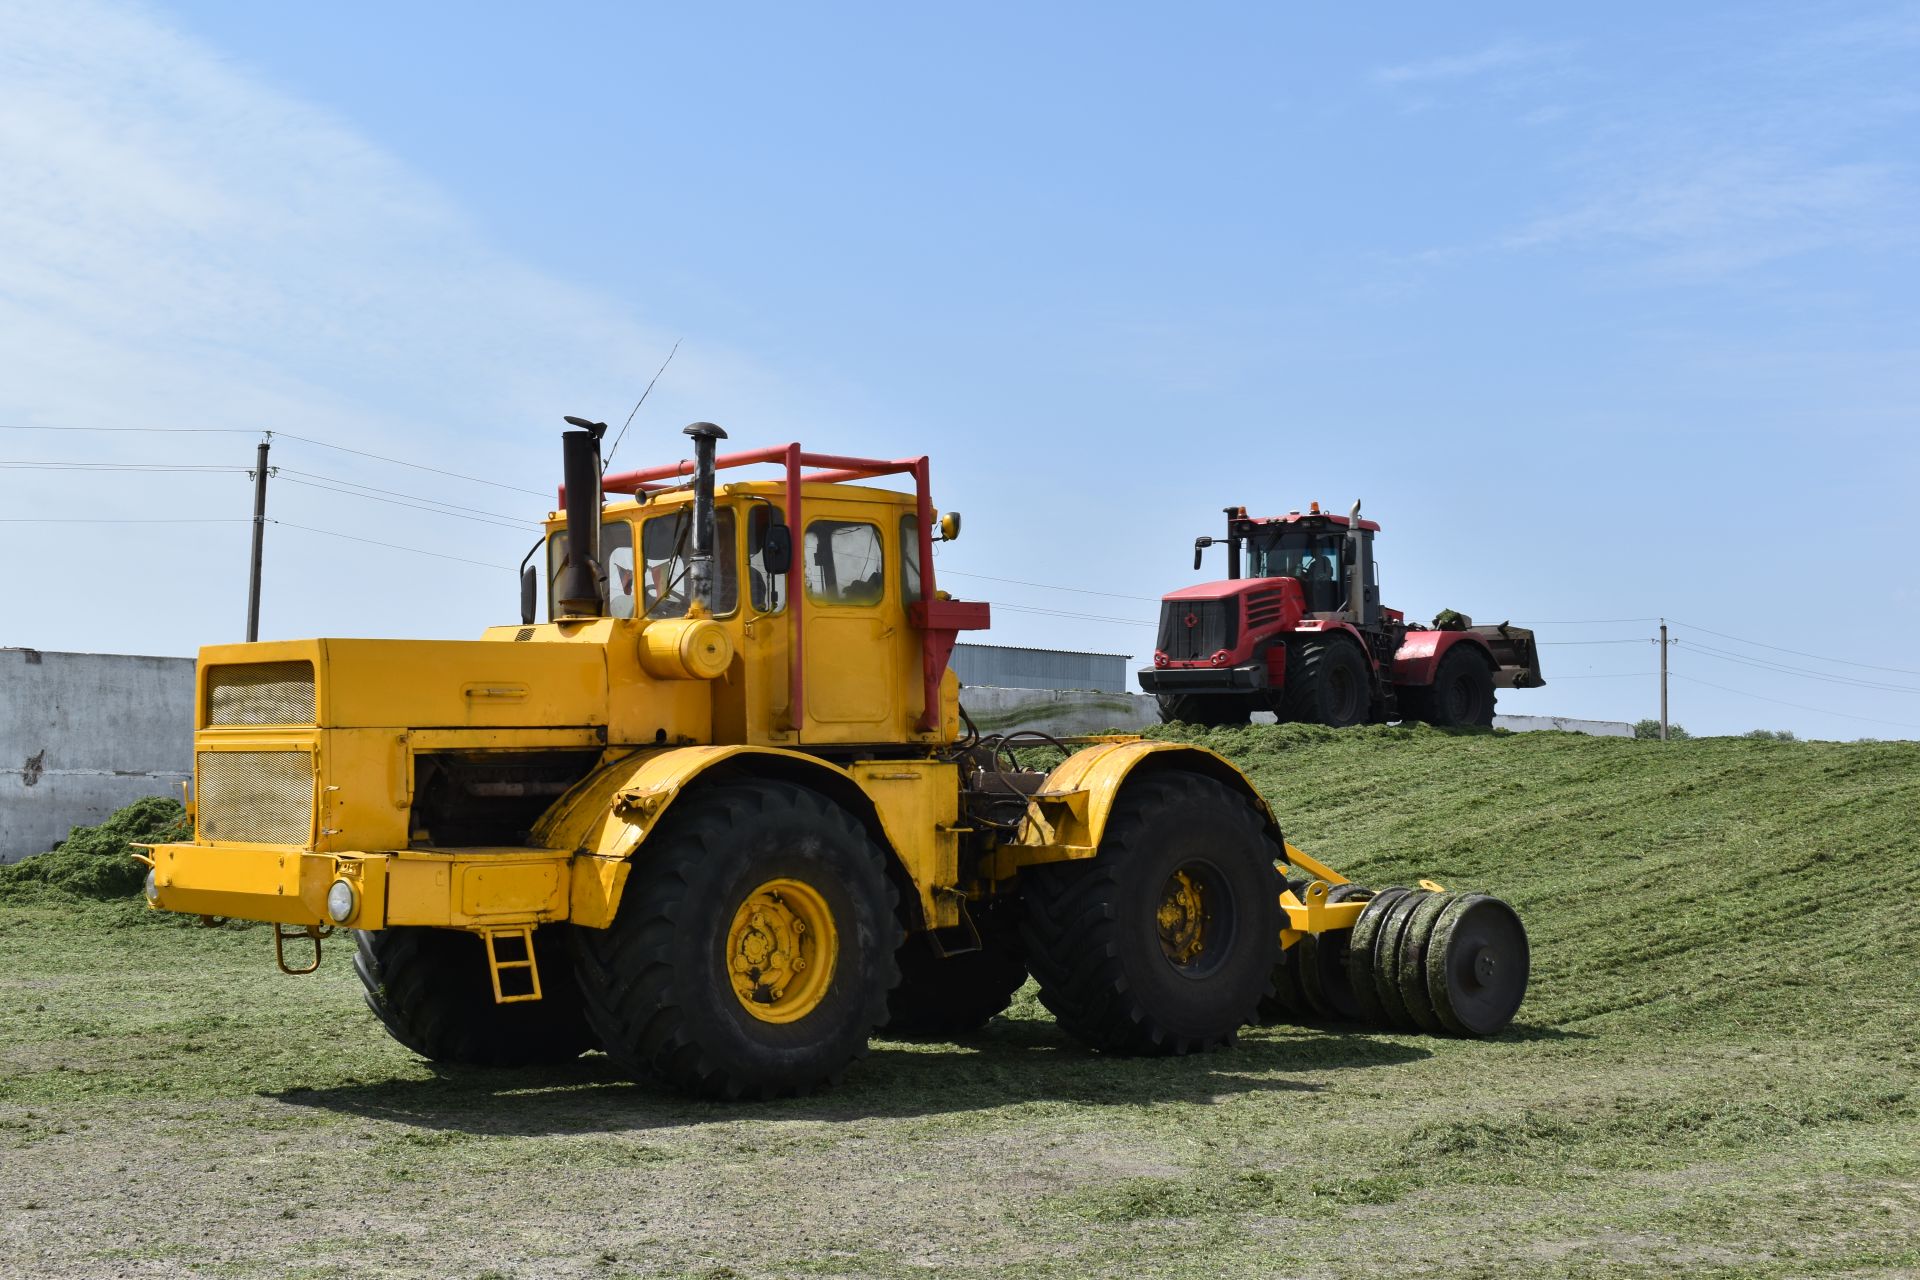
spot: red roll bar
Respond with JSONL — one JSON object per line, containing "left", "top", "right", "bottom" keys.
{"left": 591, "top": 445, "right": 986, "bottom": 733}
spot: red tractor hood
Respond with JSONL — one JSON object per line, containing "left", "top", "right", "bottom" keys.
{"left": 1154, "top": 578, "right": 1307, "bottom": 667}
{"left": 1162, "top": 579, "right": 1285, "bottom": 603}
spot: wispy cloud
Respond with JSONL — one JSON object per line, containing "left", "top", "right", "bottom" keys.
{"left": 0, "top": 0, "right": 803, "bottom": 650}
{"left": 1506, "top": 154, "right": 1911, "bottom": 275}
{"left": 1371, "top": 38, "right": 1568, "bottom": 87}
{"left": 1393, "top": 13, "right": 1920, "bottom": 282}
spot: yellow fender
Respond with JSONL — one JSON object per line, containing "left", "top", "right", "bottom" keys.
{"left": 993, "top": 739, "right": 1284, "bottom": 874}
{"left": 533, "top": 744, "right": 939, "bottom": 930}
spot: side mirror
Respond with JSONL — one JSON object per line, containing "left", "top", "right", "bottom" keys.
{"left": 761, "top": 521, "right": 793, "bottom": 575}
{"left": 938, "top": 511, "right": 962, "bottom": 542}
{"left": 1193, "top": 536, "right": 1215, "bottom": 572}
{"left": 520, "top": 563, "right": 538, "bottom": 625}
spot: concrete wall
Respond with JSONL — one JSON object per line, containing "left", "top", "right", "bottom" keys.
{"left": 1, "top": 647, "right": 194, "bottom": 862}
{"left": 1492, "top": 714, "right": 1634, "bottom": 738}
{"left": 951, "top": 644, "right": 1133, "bottom": 695}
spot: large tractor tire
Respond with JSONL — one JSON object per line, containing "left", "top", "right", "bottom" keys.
{"left": 1155, "top": 693, "right": 1250, "bottom": 728}
{"left": 353, "top": 925, "right": 594, "bottom": 1068}
{"left": 1283, "top": 636, "right": 1372, "bottom": 728}
{"left": 568, "top": 780, "right": 901, "bottom": 1099}
{"left": 883, "top": 906, "right": 1028, "bottom": 1036}
{"left": 1020, "top": 771, "right": 1284, "bottom": 1055}
{"left": 1411, "top": 645, "right": 1497, "bottom": 728}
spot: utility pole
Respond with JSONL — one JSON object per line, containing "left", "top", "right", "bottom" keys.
{"left": 1651, "top": 617, "right": 1666, "bottom": 740}
{"left": 246, "top": 433, "right": 272, "bottom": 642}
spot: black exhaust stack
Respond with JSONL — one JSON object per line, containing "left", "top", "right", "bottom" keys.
{"left": 557, "top": 416, "right": 607, "bottom": 617}
{"left": 683, "top": 421, "right": 728, "bottom": 614}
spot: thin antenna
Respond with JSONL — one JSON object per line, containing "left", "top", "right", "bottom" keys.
{"left": 603, "top": 338, "right": 681, "bottom": 469}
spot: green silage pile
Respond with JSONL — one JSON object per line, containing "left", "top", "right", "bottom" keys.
{"left": 0, "top": 795, "right": 188, "bottom": 902}
{"left": 1151, "top": 722, "right": 1920, "bottom": 1041}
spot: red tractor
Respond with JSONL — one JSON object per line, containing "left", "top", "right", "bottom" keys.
{"left": 1137, "top": 501, "right": 1544, "bottom": 728}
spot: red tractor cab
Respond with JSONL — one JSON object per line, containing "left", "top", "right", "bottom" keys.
{"left": 1137, "top": 501, "right": 1544, "bottom": 728}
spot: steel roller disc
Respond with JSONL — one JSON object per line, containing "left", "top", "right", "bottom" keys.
{"left": 1293, "top": 935, "right": 1334, "bottom": 1018}
{"left": 1394, "top": 891, "right": 1456, "bottom": 1033}
{"left": 1425, "top": 894, "right": 1530, "bottom": 1036}
{"left": 1344, "top": 886, "right": 1410, "bottom": 1026}
{"left": 1296, "top": 884, "right": 1369, "bottom": 1021}
{"left": 1371, "top": 889, "right": 1431, "bottom": 1031}
{"left": 1257, "top": 941, "right": 1308, "bottom": 1024}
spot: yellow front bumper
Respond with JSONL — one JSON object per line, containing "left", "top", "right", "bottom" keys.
{"left": 144, "top": 842, "right": 628, "bottom": 931}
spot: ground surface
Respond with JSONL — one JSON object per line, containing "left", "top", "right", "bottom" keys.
{"left": 3, "top": 726, "right": 1917, "bottom": 1279}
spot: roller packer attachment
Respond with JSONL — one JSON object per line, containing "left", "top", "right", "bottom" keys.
{"left": 1265, "top": 869, "right": 1530, "bottom": 1037}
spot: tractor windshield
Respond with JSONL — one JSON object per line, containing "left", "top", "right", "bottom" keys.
{"left": 1247, "top": 529, "right": 1343, "bottom": 582}
{"left": 1246, "top": 528, "right": 1346, "bottom": 613}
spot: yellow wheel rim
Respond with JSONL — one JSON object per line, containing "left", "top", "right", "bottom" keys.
{"left": 1156, "top": 868, "right": 1210, "bottom": 967}
{"left": 725, "top": 878, "right": 838, "bottom": 1023}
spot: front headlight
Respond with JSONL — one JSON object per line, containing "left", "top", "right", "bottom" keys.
{"left": 144, "top": 869, "right": 158, "bottom": 902}
{"left": 326, "top": 878, "right": 357, "bottom": 924}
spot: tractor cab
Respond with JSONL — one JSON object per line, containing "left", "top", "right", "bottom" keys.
{"left": 1198, "top": 502, "right": 1382, "bottom": 625}
{"left": 518, "top": 425, "right": 991, "bottom": 749}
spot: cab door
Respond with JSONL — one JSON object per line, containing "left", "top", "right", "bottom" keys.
{"left": 736, "top": 503, "right": 794, "bottom": 740}
{"left": 799, "top": 515, "right": 897, "bottom": 741}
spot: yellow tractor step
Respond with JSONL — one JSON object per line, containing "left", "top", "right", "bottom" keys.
{"left": 481, "top": 926, "right": 543, "bottom": 1004}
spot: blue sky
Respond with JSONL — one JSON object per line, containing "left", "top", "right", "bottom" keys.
{"left": 2, "top": 1, "right": 1916, "bottom": 737}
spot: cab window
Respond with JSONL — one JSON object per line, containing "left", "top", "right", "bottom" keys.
{"left": 747, "top": 504, "right": 789, "bottom": 613}
{"left": 1248, "top": 529, "right": 1345, "bottom": 613}
{"left": 547, "top": 519, "right": 636, "bottom": 620}
{"left": 805, "top": 520, "right": 884, "bottom": 606}
{"left": 900, "top": 514, "right": 922, "bottom": 605}
{"left": 639, "top": 508, "right": 739, "bottom": 618}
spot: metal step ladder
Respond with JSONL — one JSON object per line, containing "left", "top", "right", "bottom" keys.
{"left": 481, "top": 926, "right": 543, "bottom": 1003}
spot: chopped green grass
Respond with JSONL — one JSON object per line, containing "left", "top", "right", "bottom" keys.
{"left": 2, "top": 728, "right": 1916, "bottom": 1278}
{"left": 0, "top": 794, "right": 188, "bottom": 903}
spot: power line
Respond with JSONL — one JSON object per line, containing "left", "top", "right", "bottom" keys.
{"left": 0, "top": 460, "right": 246, "bottom": 472}
{"left": 270, "top": 520, "right": 514, "bottom": 572}
{"left": 276, "top": 474, "right": 536, "bottom": 532}
{"left": 989, "top": 601, "right": 1153, "bottom": 627}
{"left": 0, "top": 511, "right": 507, "bottom": 572}
{"left": 0, "top": 422, "right": 547, "bottom": 498}
{"left": 1677, "top": 639, "right": 1920, "bottom": 696}
{"left": 942, "top": 568, "right": 1160, "bottom": 603}
{"left": 1513, "top": 616, "right": 1662, "bottom": 625}
{"left": 277, "top": 468, "right": 535, "bottom": 525}
{"left": 1670, "top": 617, "right": 1920, "bottom": 678}
{"left": 272, "top": 432, "right": 547, "bottom": 498}
{"left": 1670, "top": 671, "right": 1920, "bottom": 733}
{"left": 0, "top": 424, "right": 255, "bottom": 435}
{"left": 1538, "top": 638, "right": 1651, "bottom": 646}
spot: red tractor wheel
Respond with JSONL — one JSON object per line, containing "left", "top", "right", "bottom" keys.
{"left": 1421, "top": 647, "right": 1496, "bottom": 728}
{"left": 1283, "top": 637, "right": 1372, "bottom": 728}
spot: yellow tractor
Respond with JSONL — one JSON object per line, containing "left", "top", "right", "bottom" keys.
{"left": 140, "top": 421, "right": 1529, "bottom": 1098}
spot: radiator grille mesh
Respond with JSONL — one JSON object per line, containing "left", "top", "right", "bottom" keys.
{"left": 1157, "top": 599, "right": 1236, "bottom": 661}
{"left": 207, "top": 662, "right": 315, "bottom": 726}
{"left": 196, "top": 751, "right": 314, "bottom": 845}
